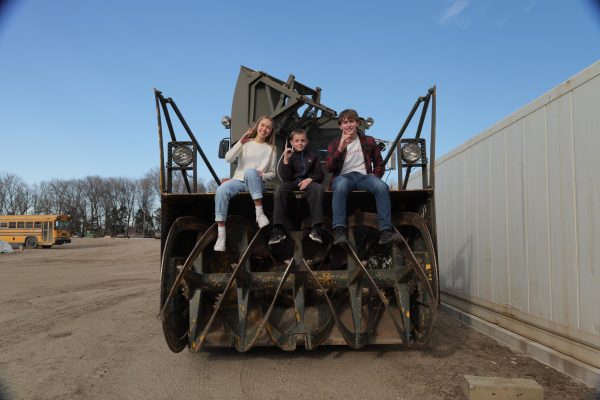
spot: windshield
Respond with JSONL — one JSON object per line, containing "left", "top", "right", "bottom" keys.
{"left": 55, "top": 220, "right": 71, "bottom": 230}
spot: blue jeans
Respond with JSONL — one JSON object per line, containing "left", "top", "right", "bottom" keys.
{"left": 215, "top": 169, "right": 264, "bottom": 222}
{"left": 331, "top": 172, "right": 392, "bottom": 231}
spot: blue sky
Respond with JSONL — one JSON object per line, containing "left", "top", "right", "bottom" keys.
{"left": 1, "top": 0, "right": 599, "bottom": 184}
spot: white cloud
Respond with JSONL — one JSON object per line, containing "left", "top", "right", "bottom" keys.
{"left": 440, "top": 0, "right": 470, "bottom": 24}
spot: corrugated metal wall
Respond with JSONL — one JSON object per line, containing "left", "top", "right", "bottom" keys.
{"left": 431, "top": 60, "right": 600, "bottom": 369}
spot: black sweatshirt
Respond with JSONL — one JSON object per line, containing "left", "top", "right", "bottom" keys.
{"left": 278, "top": 149, "right": 324, "bottom": 183}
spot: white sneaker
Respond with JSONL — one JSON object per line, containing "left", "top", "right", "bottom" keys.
{"left": 256, "top": 212, "right": 270, "bottom": 228}
{"left": 214, "top": 234, "right": 226, "bottom": 252}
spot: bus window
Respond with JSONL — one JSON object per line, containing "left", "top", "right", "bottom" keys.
{"left": 34, "top": 222, "right": 41, "bottom": 228}
{"left": 9, "top": 222, "right": 16, "bottom": 228}
{"left": 0, "top": 222, "right": 7, "bottom": 229}
{"left": 25, "top": 222, "right": 33, "bottom": 228}
{"left": 17, "top": 222, "right": 25, "bottom": 229}
{"left": 56, "top": 220, "right": 71, "bottom": 230}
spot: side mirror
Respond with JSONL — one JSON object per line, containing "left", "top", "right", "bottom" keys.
{"left": 218, "top": 138, "right": 230, "bottom": 159}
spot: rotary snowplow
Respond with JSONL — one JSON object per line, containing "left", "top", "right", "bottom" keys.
{"left": 155, "top": 66, "right": 439, "bottom": 352}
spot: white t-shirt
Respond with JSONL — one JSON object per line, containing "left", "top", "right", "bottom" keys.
{"left": 225, "top": 140, "right": 276, "bottom": 181}
{"left": 340, "top": 136, "right": 367, "bottom": 175}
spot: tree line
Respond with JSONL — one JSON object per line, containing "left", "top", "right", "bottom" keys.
{"left": 0, "top": 169, "right": 218, "bottom": 237}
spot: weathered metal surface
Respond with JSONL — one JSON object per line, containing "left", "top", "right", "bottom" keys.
{"left": 159, "top": 210, "right": 438, "bottom": 351}
{"left": 155, "top": 67, "right": 439, "bottom": 351}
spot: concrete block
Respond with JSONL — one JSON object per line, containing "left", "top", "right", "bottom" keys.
{"left": 464, "top": 375, "right": 543, "bottom": 400}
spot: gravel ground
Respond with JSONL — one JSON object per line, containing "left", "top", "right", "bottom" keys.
{"left": 0, "top": 238, "right": 597, "bottom": 400}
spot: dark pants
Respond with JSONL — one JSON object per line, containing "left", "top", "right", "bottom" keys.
{"left": 273, "top": 181, "right": 324, "bottom": 227}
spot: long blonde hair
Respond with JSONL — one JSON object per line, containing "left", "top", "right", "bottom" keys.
{"left": 247, "top": 115, "right": 276, "bottom": 145}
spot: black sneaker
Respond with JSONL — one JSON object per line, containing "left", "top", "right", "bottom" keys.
{"left": 268, "top": 225, "right": 286, "bottom": 245}
{"left": 378, "top": 229, "right": 401, "bottom": 245}
{"left": 309, "top": 226, "right": 323, "bottom": 244}
{"left": 333, "top": 226, "right": 348, "bottom": 245}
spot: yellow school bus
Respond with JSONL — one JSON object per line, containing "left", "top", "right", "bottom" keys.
{"left": 0, "top": 214, "right": 72, "bottom": 248}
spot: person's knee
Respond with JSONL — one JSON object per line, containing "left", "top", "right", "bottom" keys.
{"left": 372, "top": 178, "right": 389, "bottom": 194}
{"left": 332, "top": 177, "right": 352, "bottom": 194}
{"left": 306, "top": 182, "right": 323, "bottom": 193}
{"left": 216, "top": 183, "right": 237, "bottom": 200}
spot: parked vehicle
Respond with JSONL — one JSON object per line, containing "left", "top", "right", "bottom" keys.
{"left": 155, "top": 67, "right": 439, "bottom": 352}
{"left": 0, "top": 214, "right": 72, "bottom": 248}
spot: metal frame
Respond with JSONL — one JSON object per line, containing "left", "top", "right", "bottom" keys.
{"left": 382, "top": 86, "right": 436, "bottom": 190}
{"left": 159, "top": 211, "right": 438, "bottom": 351}
{"left": 154, "top": 89, "right": 221, "bottom": 193}
{"left": 155, "top": 69, "right": 440, "bottom": 352}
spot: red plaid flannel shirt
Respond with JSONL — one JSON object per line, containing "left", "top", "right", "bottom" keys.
{"left": 325, "top": 134, "right": 384, "bottom": 178}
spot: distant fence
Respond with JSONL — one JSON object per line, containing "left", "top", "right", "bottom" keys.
{"left": 416, "top": 60, "right": 600, "bottom": 380}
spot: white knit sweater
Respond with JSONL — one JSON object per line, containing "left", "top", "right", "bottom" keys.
{"left": 225, "top": 140, "right": 276, "bottom": 181}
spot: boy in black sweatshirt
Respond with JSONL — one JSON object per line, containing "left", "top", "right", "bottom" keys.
{"left": 269, "top": 128, "right": 324, "bottom": 245}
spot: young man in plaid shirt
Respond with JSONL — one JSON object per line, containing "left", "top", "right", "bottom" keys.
{"left": 325, "top": 109, "right": 400, "bottom": 245}
{"left": 269, "top": 128, "right": 325, "bottom": 245}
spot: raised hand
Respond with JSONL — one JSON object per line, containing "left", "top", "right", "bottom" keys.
{"left": 240, "top": 128, "right": 254, "bottom": 143}
{"left": 338, "top": 132, "right": 353, "bottom": 152}
{"left": 283, "top": 148, "right": 293, "bottom": 164}
{"left": 242, "top": 128, "right": 253, "bottom": 139}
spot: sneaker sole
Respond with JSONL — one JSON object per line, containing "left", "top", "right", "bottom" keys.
{"left": 268, "top": 235, "right": 286, "bottom": 245}
{"left": 309, "top": 235, "right": 323, "bottom": 244}
{"left": 378, "top": 236, "right": 401, "bottom": 245}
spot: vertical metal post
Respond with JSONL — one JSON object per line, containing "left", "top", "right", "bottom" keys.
{"left": 397, "top": 143, "right": 402, "bottom": 189}
{"left": 430, "top": 86, "right": 436, "bottom": 190}
{"left": 193, "top": 144, "right": 198, "bottom": 193}
{"left": 430, "top": 86, "right": 438, "bottom": 251}
{"left": 154, "top": 89, "right": 166, "bottom": 193}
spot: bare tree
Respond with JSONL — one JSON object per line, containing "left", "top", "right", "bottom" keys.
{"left": 146, "top": 167, "right": 161, "bottom": 195}
{"left": 0, "top": 169, "right": 219, "bottom": 236}
{"left": 206, "top": 179, "right": 219, "bottom": 193}
{"left": 112, "top": 177, "right": 137, "bottom": 236}
{"left": 81, "top": 176, "right": 104, "bottom": 236}
{"left": 133, "top": 171, "right": 160, "bottom": 236}
{"left": 49, "top": 179, "right": 71, "bottom": 214}
{"left": 31, "top": 182, "right": 53, "bottom": 214}
{"left": 65, "top": 179, "right": 89, "bottom": 235}
{"left": 0, "top": 172, "right": 9, "bottom": 213}
{"left": 1, "top": 173, "right": 31, "bottom": 214}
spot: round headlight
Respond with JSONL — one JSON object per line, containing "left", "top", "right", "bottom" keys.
{"left": 401, "top": 142, "right": 421, "bottom": 163}
{"left": 221, "top": 115, "right": 231, "bottom": 129}
{"left": 173, "top": 145, "right": 193, "bottom": 167}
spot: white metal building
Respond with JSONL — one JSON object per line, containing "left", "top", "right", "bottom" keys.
{"left": 425, "top": 60, "right": 600, "bottom": 387}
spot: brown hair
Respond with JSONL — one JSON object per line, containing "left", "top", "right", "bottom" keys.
{"left": 289, "top": 128, "right": 307, "bottom": 140}
{"left": 249, "top": 115, "right": 276, "bottom": 145}
{"left": 338, "top": 109, "right": 359, "bottom": 125}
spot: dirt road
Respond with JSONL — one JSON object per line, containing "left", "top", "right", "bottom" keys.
{"left": 0, "top": 238, "right": 596, "bottom": 400}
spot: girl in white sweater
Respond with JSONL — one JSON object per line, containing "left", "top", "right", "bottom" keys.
{"left": 214, "top": 116, "right": 276, "bottom": 251}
